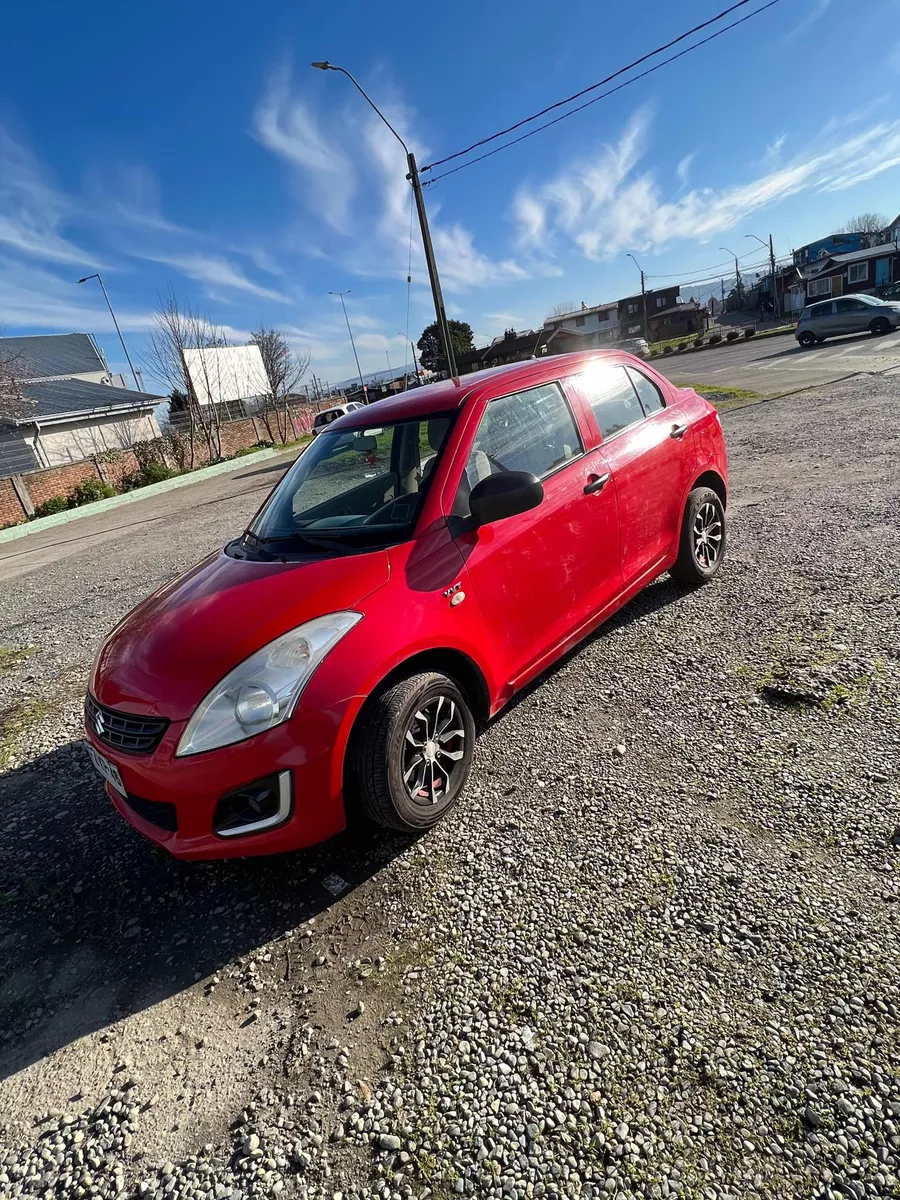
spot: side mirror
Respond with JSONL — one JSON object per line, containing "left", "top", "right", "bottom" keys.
{"left": 469, "top": 471, "right": 543, "bottom": 527}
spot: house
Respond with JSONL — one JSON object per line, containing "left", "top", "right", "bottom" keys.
{"left": 544, "top": 301, "right": 619, "bottom": 342}
{"left": 0, "top": 378, "right": 164, "bottom": 472}
{"left": 800, "top": 241, "right": 900, "bottom": 305}
{"left": 617, "top": 285, "right": 680, "bottom": 339}
{"left": 792, "top": 232, "right": 870, "bottom": 267}
{"left": 0, "top": 333, "right": 162, "bottom": 474}
{"left": 479, "top": 329, "right": 547, "bottom": 370}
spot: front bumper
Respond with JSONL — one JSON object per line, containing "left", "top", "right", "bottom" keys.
{"left": 85, "top": 699, "right": 358, "bottom": 860}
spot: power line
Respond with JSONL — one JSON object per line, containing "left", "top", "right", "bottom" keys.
{"left": 422, "top": 0, "right": 760, "bottom": 174}
{"left": 422, "top": 0, "right": 782, "bottom": 186}
{"left": 645, "top": 250, "right": 762, "bottom": 279}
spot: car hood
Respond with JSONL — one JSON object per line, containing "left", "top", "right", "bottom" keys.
{"left": 91, "top": 548, "right": 390, "bottom": 719}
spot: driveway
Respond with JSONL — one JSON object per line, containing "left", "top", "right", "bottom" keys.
{"left": 655, "top": 326, "right": 900, "bottom": 392}
{"left": 1, "top": 377, "right": 899, "bottom": 1200}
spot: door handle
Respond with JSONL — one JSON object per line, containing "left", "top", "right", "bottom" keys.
{"left": 669, "top": 421, "right": 688, "bottom": 439}
{"left": 584, "top": 472, "right": 611, "bottom": 495}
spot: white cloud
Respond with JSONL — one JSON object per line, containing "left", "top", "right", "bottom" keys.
{"left": 137, "top": 250, "right": 290, "bottom": 302}
{"left": 0, "top": 260, "right": 154, "bottom": 333}
{"left": 255, "top": 67, "right": 528, "bottom": 293}
{"left": 513, "top": 110, "right": 900, "bottom": 261}
{"left": 781, "top": 0, "right": 830, "bottom": 44}
{"left": 254, "top": 67, "right": 357, "bottom": 233}
{"left": 763, "top": 134, "right": 786, "bottom": 161}
{"left": 676, "top": 152, "right": 695, "bottom": 187}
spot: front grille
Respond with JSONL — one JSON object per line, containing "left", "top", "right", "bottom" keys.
{"left": 85, "top": 694, "right": 169, "bottom": 755}
{"left": 125, "top": 794, "right": 178, "bottom": 833}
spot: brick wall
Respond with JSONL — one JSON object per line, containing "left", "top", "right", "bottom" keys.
{"left": 0, "top": 404, "right": 316, "bottom": 530}
{"left": 25, "top": 461, "right": 101, "bottom": 509}
{"left": 0, "top": 479, "right": 25, "bottom": 529}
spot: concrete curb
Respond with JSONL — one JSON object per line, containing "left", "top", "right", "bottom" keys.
{"left": 0, "top": 445, "right": 294, "bottom": 545}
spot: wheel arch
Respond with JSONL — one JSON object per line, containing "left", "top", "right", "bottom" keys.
{"left": 367, "top": 647, "right": 492, "bottom": 729}
{"left": 691, "top": 469, "right": 727, "bottom": 509}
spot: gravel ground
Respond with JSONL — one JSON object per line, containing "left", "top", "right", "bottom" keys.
{"left": 1, "top": 376, "right": 899, "bottom": 1200}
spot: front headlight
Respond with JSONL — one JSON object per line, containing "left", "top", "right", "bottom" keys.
{"left": 176, "top": 612, "right": 362, "bottom": 756}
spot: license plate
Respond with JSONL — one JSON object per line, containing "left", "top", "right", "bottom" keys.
{"left": 86, "top": 742, "right": 125, "bottom": 794}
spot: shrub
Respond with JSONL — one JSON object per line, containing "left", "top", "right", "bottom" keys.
{"left": 744, "top": 327, "right": 756, "bottom": 338}
{"left": 663, "top": 344, "right": 674, "bottom": 354}
{"left": 708, "top": 332, "right": 722, "bottom": 344}
{"left": 726, "top": 330, "right": 740, "bottom": 342}
{"left": 137, "top": 461, "right": 175, "bottom": 484}
{"left": 33, "top": 495, "right": 69, "bottom": 518}
{"left": 68, "top": 478, "right": 117, "bottom": 507}
{"left": 649, "top": 348, "right": 660, "bottom": 357}
{"left": 693, "top": 337, "right": 704, "bottom": 348}
{"left": 676, "top": 342, "right": 687, "bottom": 352}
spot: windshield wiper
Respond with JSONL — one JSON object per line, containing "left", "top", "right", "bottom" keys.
{"left": 247, "top": 530, "right": 356, "bottom": 557}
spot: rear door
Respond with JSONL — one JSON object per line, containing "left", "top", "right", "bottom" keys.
{"left": 568, "top": 361, "right": 692, "bottom": 587}
{"left": 451, "top": 380, "right": 621, "bottom": 684}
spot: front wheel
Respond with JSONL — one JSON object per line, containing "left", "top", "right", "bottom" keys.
{"left": 348, "top": 671, "right": 476, "bottom": 833}
{"left": 797, "top": 330, "right": 816, "bottom": 348}
{"left": 870, "top": 317, "right": 891, "bottom": 336}
{"left": 671, "top": 487, "right": 726, "bottom": 586}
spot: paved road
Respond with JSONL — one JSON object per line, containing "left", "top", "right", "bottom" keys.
{"left": 655, "top": 326, "right": 900, "bottom": 393}
{"left": 0, "top": 448, "right": 297, "bottom": 584}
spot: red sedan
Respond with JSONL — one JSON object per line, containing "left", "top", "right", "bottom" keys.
{"left": 85, "top": 352, "right": 727, "bottom": 859}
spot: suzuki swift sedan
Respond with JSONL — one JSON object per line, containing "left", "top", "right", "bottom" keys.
{"left": 86, "top": 352, "right": 727, "bottom": 860}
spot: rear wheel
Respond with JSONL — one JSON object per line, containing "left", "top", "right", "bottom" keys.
{"left": 870, "top": 317, "right": 891, "bottom": 336}
{"left": 348, "top": 672, "right": 475, "bottom": 833}
{"left": 671, "top": 487, "right": 726, "bottom": 586}
{"left": 797, "top": 330, "right": 816, "bottom": 348}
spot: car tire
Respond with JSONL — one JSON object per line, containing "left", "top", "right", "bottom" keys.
{"left": 797, "top": 331, "right": 816, "bottom": 348}
{"left": 349, "top": 671, "right": 476, "bottom": 833}
{"left": 671, "top": 487, "right": 726, "bottom": 586}
{"left": 870, "top": 317, "right": 891, "bottom": 336}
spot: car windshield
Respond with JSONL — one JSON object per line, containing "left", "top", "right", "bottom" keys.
{"left": 247, "top": 413, "right": 455, "bottom": 551}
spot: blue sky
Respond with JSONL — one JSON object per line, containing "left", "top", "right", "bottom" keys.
{"left": 2, "top": 0, "right": 900, "bottom": 390}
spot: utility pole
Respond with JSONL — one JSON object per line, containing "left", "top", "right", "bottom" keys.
{"left": 720, "top": 247, "right": 742, "bottom": 311}
{"left": 329, "top": 290, "right": 367, "bottom": 401}
{"left": 312, "top": 62, "right": 458, "bottom": 378}
{"left": 76, "top": 273, "right": 141, "bottom": 390}
{"left": 626, "top": 253, "right": 648, "bottom": 341}
{"left": 746, "top": 232, "right": 780, "bottom": 321}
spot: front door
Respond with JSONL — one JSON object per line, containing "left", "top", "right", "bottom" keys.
{"left": 567, "top": 362, "right": 692, "bottom": 586}
{"left": 451, "top": 380, "right": 621, "bottom": 685}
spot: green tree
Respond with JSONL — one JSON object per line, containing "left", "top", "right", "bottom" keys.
{"left": 417, "top": 320, "right": 474, "bottom": 373}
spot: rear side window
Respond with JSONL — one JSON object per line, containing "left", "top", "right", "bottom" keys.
{"left": 625, "top": 366, "right": 665, "bottom": 414}
{"left": 453, "top": 382, "right": 582, "bottom": 516}
{"left": 576, "top": 364, "right": 644, "bottom": 439}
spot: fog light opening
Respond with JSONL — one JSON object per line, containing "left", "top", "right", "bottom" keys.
{"left": 214, "top": 771, "right": 292, "bottom": 837}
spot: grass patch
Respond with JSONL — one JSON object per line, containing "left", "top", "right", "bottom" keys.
{"left": 0, "top": 698, "right": 56, "bottom": 769}
{"left": 678, "top": 382, "right": 763, "bottom": 400}
{"left": 0, "top": 645, "right": 36, "bottom": 673}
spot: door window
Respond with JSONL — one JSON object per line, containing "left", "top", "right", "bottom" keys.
{"left": 834, "top": 298, "right": 868, "bottom": 312}
{"left": 454, "top": 382, "right": 582, "bottom": 515}
{"left": 625, "top": 366, "right": 666, "bottom": 414}
{"left": 575, "top": 364, "right": 645, "bottom": 439}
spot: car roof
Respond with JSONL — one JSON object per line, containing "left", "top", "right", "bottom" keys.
{"left": 328, "top": 351, "right": 637, "bottom": 431}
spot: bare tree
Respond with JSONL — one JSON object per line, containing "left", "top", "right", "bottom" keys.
{"left": 545, "top": 301, "right": 578, "bottom": 321}
{"left": 839, "top": 213, "right": 889, "bottom": 241}
{"left": 250, "top": 325, "right": 311, "bottom": 443}
{"left": 143, "top": 293, "right": 234, "bottom": 466}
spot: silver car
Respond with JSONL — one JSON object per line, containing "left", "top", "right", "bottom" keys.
{"left": 796, "top": 293, "right": 900, "bottom": 347}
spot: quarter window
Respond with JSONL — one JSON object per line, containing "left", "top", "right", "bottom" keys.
{"left": 454, "top": 383, "right": 582, "bottom": 516}
{"left": 626, "top": 366, "right": 665, "bottom": 414}
{"left": 576, "top": 365, "right": 645, "bottom": 440}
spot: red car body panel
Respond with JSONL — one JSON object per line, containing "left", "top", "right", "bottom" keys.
{"left": 86, "top": 351, "right": 727, "bottom": 859}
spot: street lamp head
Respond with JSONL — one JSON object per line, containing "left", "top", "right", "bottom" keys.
{"left": 76, "top": 275, "right": 98, "bottom": 284}
{"left": 311, "top": 61, "right": 334, "bottom": 71}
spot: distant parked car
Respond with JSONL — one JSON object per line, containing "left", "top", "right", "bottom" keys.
{"left": 795, "top": 294, "right": 900, "bottom": 347}
{"left": 618, "top": 337, "right": 649, "bottom": 357}
{"left": 876, "top": 280, "right": 900, "bottom": 303}
{"left": 312, "top": 401, "right": 366, "bottom": 434}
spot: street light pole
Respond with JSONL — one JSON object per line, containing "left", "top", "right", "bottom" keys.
{"left": 76, "top": 273, "right": 140, "bottom": 390}
{"left": 626, "top": 253, "right": 648, "bottom": 341}
{"left": 398, "top": 332, "right": 423, "bottom": 389}
{"left": 329, "top": 290, "right": 366, "bottom": 400}
{"left": 745, "top": 233, "right": 780, "bottom": 320}
{"left": 312, "top": 61, "right": 458, "bottom": 378}
{"left": 720, "top": 247, "right": 743, "bottom": 311}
